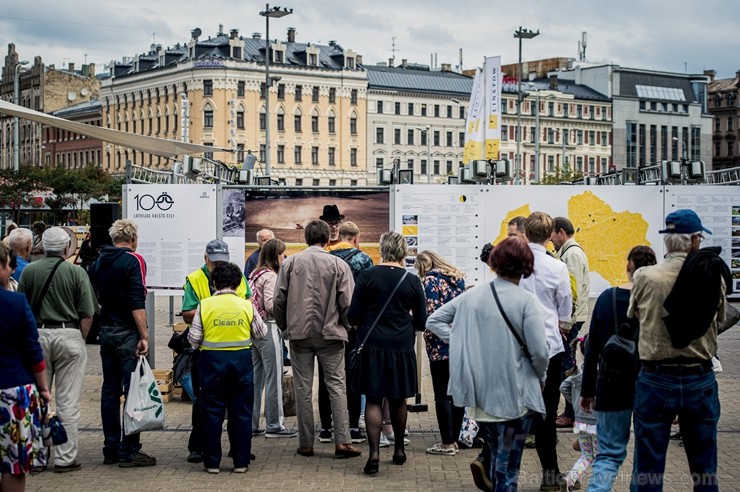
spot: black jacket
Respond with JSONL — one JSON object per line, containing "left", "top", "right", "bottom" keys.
{"left": 88, "top": 245, "right": 147, "bottom": 329}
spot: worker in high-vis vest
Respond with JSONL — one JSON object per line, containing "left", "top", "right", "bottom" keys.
{"left": 181, "top": 239, "right": 251, "bottom": 465}
{"left": 189, "top": 262, "right": 266, "bottom": 474}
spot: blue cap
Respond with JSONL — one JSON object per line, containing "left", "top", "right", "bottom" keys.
{"left": 658, "top": 209, "right": 712, "bottom": 235}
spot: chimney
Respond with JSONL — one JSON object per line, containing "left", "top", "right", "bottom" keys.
{"left": 230, "top": 29, "right": 239, "bottom": 40}
{"left": 218, "top": 24, "right": 224, "bottom": 36}
{"left": 252, "top": 32, "right": 262, "bottom": 40}
{"left": 549, "top": 74, "right": 558, "bottom": 90}
{"left": 441, "top": 63, "right": 452, "bottom": 72}
{"left": 401, "top": 58, "right": 408, "bottom": 68}
{"left": 287, "top": 27, "right": 296, "bottom": 43}
{"left": 703, "top": 69, "right": 716, "bottom": 82}
{"left": 389, "top": 58, "right": 394, "bottom": 67}
{"left": 68, "top": 62, "right": 75, "bottom": 72}
{"left": 89, "top": 63, "right": 95, "bottom": 77}
{"left": 356, "top": 54, "right": 363, "bottom": 65}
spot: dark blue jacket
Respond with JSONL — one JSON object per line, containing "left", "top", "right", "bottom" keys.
{"left": 89, "top": 245, "right": 147, "bottom": 329}
{"left": 0, "top": 289, "right": 44, "bottom": 388}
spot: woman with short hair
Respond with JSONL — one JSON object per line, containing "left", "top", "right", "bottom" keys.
{"left": 348, "top": 231, "right": 427, "bottom": 475}
{"left": 427, "top": 237, "right": 549, "bottom": 491}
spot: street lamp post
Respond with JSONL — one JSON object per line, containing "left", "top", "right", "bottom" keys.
{"left": 673, "top": 136, "right": 688, "bottom": 183}
{"left": 417, "top": 126, "right": 432, "bottom": 183}
{"left": 260, "top": 3, "right": 293, "bottom": 178}
{"left": 513, "top": 27, "right": 539, "bottom": 185}
{"left": 13, "top": 60, "right": 29, "bottom": 171}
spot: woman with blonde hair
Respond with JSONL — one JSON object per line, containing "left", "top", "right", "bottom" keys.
{"left": 415, "top": 251, "right": 466, "bottom": 456}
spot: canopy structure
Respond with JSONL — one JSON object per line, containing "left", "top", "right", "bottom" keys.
{"left": 0, "top": 99, "right": 230, "bottom": 158}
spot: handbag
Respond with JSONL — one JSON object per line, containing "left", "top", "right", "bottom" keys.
{"left": 41, "top": 403, "right": 68, "bottom": 446}
{"left": 490, "top": 281, "right": 532, "bottom": 361}
{"left": 346, "top": 270, "right": 409, "bottom": 394}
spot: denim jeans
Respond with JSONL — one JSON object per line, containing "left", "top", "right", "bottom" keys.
{"left": 631, "top": 369, "right": 720, "bottom": 492}
{"left": 179, "top": 373, "right": 195, "bottom": 401}
{"left": 589, "top": 410, "right": 632, "bottom": 492}
{"left": 99, "top": 325, "right": 141, "bottom": 461}
{"left": 478, "top": 414, "right": 534, "bottom": 491}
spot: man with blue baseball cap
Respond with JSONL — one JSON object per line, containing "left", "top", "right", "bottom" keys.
{"left": 628, "top": 209, "right": 725, "bottom": 491}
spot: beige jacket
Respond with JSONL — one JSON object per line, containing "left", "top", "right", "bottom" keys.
{"left": 273, "top": 245, "right": 355, "bottom": 341}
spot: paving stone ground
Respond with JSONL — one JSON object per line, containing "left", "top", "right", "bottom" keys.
{"left": 25, "top": 301, "right": 740, "bottom": 491}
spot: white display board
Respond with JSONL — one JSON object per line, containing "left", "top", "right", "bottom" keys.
{"left": 125, "top": 184, "right": 218, "bottom": 290}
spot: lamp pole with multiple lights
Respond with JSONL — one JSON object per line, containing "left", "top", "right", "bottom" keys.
{"left": 260, "top": 3, "right": 293, "bottom": 178}
{"left": 13, "top": 60, "right": 29, "bottom": 171}
{"left": 513, "top": 26, "right": 539, "bottom": 185}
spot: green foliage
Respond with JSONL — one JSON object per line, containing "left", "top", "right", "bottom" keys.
{"left": 537, "top": 166, "right": 584, "bottom": 185}
{"left": 0, "top": 166, "right": 47, "bottom": 211}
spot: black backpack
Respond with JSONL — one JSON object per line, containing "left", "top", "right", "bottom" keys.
{"left": 599, "top": 288, "right": 639, "bottom": 384}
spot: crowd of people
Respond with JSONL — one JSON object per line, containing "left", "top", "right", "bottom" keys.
{"left": 0, "top": 205, "right": 732, "bottom": 491}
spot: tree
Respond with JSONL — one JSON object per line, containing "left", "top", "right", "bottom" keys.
{"left": 41, "top": 165, "right": 123, "bottom": 224}
{"left": 537, "top": 166, "right": 584, "bottom": 185}
{"left": 0, "top": 167, "right": 47, "bottom": 222}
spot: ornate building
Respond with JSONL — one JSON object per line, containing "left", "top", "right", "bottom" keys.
{"left": 100, "top": 27, "right": 367, "bottom": 185}
{"left": 708, "top": 70, "right": 740, "bottom": 170}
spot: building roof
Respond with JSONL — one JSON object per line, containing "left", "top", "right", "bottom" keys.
{"left": 366, "top": 65, "right": 472, "bottom": 96}
{"left": 518, "top": 78, "right": 610, "bottom": 102}
{"left": 709, "top": 74, "right": 740, "bottom": 93}
{"left": 617, "top": 70, "right": 696, "bottom": 101}
{"left": 51, "top": 99, "right": 101, "bottom": 118}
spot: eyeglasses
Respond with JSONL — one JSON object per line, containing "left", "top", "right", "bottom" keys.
{"left": 695, "top": 234, "right": 705, "bottom": 243}
{"left": 327, "top": 221, "right": 341, "bottom": 227}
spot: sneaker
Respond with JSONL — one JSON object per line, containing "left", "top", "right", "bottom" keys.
{"left": 426, "top": 443, "right": 458, "bottom": 455}
{"left": 206, "top": 468, "right": 219, "bottom": 474}
{"left": 233, "top": 467, "right": 247, "bottom": 473}
{"left": 253, "top": 428, "right": 266, "bottom": 436}
{"left": 524, "top": 434, "right": 536, "bottom": 449}
{"left": 379, "top": 433, "right": 390, "bottom": 448}
{"left": 350, "top": 428, "right": 366, "bottom": 443}
{"left": 119, "top": 451, "right": 157, "bottom": 468}
{"left": 318, "top": 429, "right": 333, "bottom": 443}
{"left": 358, "top": 415, "right": 366, "bottom": 430}
{"left": 265, "top": 427, "right": 298, "bottom": 438}
{"left": 383, "top": 432, "right": 410, "bottom": 445}
{"left": 103, "top": 457, "right": 118, "bottom": 465}
{"left": 470, "top": 455, "right": 493, "bottom": 491}
{"left": 187, "top": 451, "right": 203, "bottom": 463}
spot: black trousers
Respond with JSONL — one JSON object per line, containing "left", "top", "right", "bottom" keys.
{"left": 534, "top": 352, "right": 563, "bottom": 481}
{"left": 429, "top": 359, "right": 465, "bottom": 445}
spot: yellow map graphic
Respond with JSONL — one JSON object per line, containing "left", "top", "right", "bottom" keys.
{"left": 494, "top": 191, "right": 650, "bottom": 286}
{"left": 569, "top": 191, "right": 650, "bottom": 286}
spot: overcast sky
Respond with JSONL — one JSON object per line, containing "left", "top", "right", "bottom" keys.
{"left": 2, "top": 0, "right": 738, "bottom": 80}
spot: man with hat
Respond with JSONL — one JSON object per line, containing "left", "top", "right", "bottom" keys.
{"left": 19, "top": 227, "right": 96, "bottom": 473}
{"left": 319, "top": 204, "right": 345, "bottom": 248}
{"left": 629, "top": 209, "right": 725, "bottom": 491}
{"left": 181, "top": 239, "right": 251, "bottom": 464}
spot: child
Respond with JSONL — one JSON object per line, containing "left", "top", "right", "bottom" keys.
{"left": 559, "top": 337, "right": 597, "bottom": 492}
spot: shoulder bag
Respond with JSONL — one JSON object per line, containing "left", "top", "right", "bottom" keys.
{"left": 30, "top": 258, "right": 65, "bottom": 322}
{"left": 490, "top": 281, "right": 532, "bottom": 362}
{"left": 346, "top": 270, "right": 408, "bottom": 394}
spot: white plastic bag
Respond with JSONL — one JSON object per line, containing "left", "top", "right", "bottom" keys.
{"left": 124, "top": 356, "right": 165, "bottom": 435}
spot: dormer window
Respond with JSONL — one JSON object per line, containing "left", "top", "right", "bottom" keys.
{"left": 346, "top": 57, "right": 355, "bottom": 69}
{"left": 275, "top": 50, "right": 284, "bottom": 63}
{"left": 272, "top": 43, "right": 286, "bottom": 64}
{"left": 306, "top": 45, "right": 320, "bottom": 67}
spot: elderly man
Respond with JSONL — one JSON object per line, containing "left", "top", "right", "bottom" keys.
{"left": 18, "top": 227, "right": 96, "bottom": 473}
{"left": 551, "top": 216, "right": 590, "bottom": 428}
{"left": 629, "top": 209, "right": 725, "bottom": 491}
{"left": 88, "top": 219, "right": 156, "bottom": 468}
{"left": 519, "top": 211, "right": 573, "bottom": 491}
{"left": 274, "top": 220, "right": 361, "bottom": 459}
{"left": 244, "top": 229, "right": 275, "bottom": 278}
{"left": 7, "top": 227, "right": 32, "bottom": 281}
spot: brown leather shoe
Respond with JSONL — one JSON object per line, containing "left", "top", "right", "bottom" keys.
{"left": 296, "top": 447, "right": 314, "bottom": 457}
{"left": 555, "top": 414, "right": 574, "bottom": 428}
{"left": 335, "top": 443, "right": 362, "bottom": 459}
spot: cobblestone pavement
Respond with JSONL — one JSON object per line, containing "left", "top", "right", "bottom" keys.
{"left": 25, "top": 302, "right": 740, "bottom": 491}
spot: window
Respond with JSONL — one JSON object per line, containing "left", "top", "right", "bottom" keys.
{"left": 277, "top": 145, "right": 285, "bottom": 163}
{"left": 589, "top": 130, "right": 595, "bottom": 146}
{"left": 312, "top": 115, "right": 319, "bottom": 133}
{"left": 259, "top": 112, "right": 266, "bottom": 130}
{"left": 691, "top": 127, "right": 701, "bottom": 161}
{"left": 563, "top": 103, "right": 569, "bottom": 118}
{"left": 377, "top": 101, "right": 384, "bottom": 114}
{"left": 548, "top": 156, "right": 555, "bottom": 172}
{"left": 395, "top": 102, "right": 401, "bottom": 115}
{"left": 350, "top": 148, "right": 357, "bottom": 166}
{"left": 277, "top": 113, "right": 285, "bottom": 131}
{"left": 237, "top": 81, "right": 245, "bottom": 97}
{"left": 376, "top": 158, "right": 384, "bottom": 169}
{"left": 328, "top": 115, "right": 336, "bottom": 134}
{"left": 459, "top": 107, "right": 465, "bottom": 119}
{"left": 275, "top": 50, "right": 284, "bottom": 63}
{"left": 329, "top": 88, "right": 336, "bottom": 103}
{"left": 204, "top": 143, "right": 213, "bottom": 160}
{"left": 350, "top": 89, "right": 357, "bottom": 104}
{"left": 312, "top": 179, "right": 320, "bottom": 186}
{"left": 328, "top": 147, "right": 336, "bottom": 165}
{"left": 376, "top": 127, "right": 384, "bottom": 144}
{"left": 434, "top": 105, "right": 440, "bottom": 117}
{"left": 715, "top": 141, "right": 721, "bottom": 156}
{"left": 589, "top": 157, "right": 595, "bottom": 174}
{"left": 715, "top": 117, "right": 721, "bottom": 132}
{"left": 548, "top": 102, "right": 554, "bottom": 117}
{"left": 639, "top": 124, "right": 646, "bottom": 166}
{"left": 626, "top": 122, "right": 637, "bottom": 167}
{"left": 446, "top": 131, "right": 453, "bottom": 147}
{"left": 601, "top": 131, "right": 608, "bottom": 146}
{"left": 277, "top": 84, "right": 285, "bottom": 100}
{"left": 547, "top": 128, "right": 554, "bottom": 144}
{"left": 729, "top": 117, "right": 734, "bottom": 132}
{"left": 350, "top": 180, "right": 358, "bottom": 186}
{"left": 294, "top": 146, "right": 302, "bottom": 164}
{"left": 661, "top": 126, "right": 668, "bottom": 160}
{"left": 420, "top": 159, "right": 427, "bottom": 174}
{"left": 502, "top": 125, "right": 508, "bottom": 142}
{"left": 728, "top": 141, "right": 734, "bottom": 157}
{"left": 350, "top": 116, "right": 357, "bottom": 135}
{"left": 649, "top": 125, "right": 657, "bottom": 165}
{"left": 576, "top": 156, "right": 583, "bottom": 172}
{"left": 204, "top": 109, "right": 214, "bottom": 128}
{"left": 309, "top": 53, "right": 317, "bottom": 65}
{"left": 260, "top": 83, "right": 266, "bottom": 99}
{"left": 311, "top": 146, "right": 319, "bottom": 165}
{"left": 446, "top": 160, "right": 453, "bottom": 174}
{"left": 204, "top": 79, "right": 213, "bottom": 96}
{"left": 420, "top": 131, "right": 427, "bottom": 146}
{"left": 329, "top": 179, "right": 337, "bottom": 186}
{"left": 459, "top": 132, "right": 465, "bottom": 147}
{"left": 259, "top": 144, "right": 266, "bottom": 162}
{"left": 421, "top": 104, "right": 427, "bottom": 116}
{"left": 433, "top": 160, "right": 440, "bottom": 175}
{"left": 433, "top": 131, "right": 440, "bottom": 146}
{"left": 407, "top": 129, "right": 414, "bottom": 145}
{"left": 447, "top": 106, "right": 453, "bottom": 118}
{"left": 237, "top": 111, "right": 244, "bottom": 129}
{"left": 312, "top": 86, "right": 320, "bottom": 102}
{"left": 407, "top": 159, "right": 414, "bottom": 170}
{"left": 408, "top": 103, "right": 414, "bottom": 115}
{"left": 295, "top": 85, "right": 302, "bottom": 101}
{"left": 295, "top": 178, "right": 303, "bottom": 186}
{"left": 294, "top": 114, "right": 302, "bottom": 132}
{"left": 671, "top": 127, "right": 679, "bottom": 160}
{"left": 576, "top": 104, "right": 582, "bottom": 118}
{"left": 394, "top": 128, "right": 401, "bottom": 144}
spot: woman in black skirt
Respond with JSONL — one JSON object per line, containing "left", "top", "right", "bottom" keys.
{"left": 348, "top": 231, "right": 427, "bottom": 475}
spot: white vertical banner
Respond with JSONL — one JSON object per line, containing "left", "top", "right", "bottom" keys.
{"left": 483, "top": 56, "right": 502, "bottom": 160}
{"left": 463, "top": 67, "right": 485, "bottom": 164}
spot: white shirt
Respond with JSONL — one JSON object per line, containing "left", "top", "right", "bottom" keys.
{"left": 519, "top": 243, "right": 573, "bottom": 359}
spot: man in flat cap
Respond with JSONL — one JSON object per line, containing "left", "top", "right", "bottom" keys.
{"left": 19, "top": 227, "right": 96, "bottom": 473}
{"left": 629, "top": 209, "right": 726, "bottom": 491}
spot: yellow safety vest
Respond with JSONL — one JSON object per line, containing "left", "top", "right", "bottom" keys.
{"left": 200, "top": 294, "right": 253, "bottom": 351}
{"left": 186, "top": 267, "right": 249, "bottom": 301}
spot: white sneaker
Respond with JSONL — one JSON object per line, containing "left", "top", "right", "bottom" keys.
{"left": 358, "top": 415, "right": 366, "bottom": 430}
{"left": 206, "top": 468, "right": 219, "bottom": 474}
{"left": 426, "top": 443, "right": 458, "bottom": 455}
{"left": 383, "top": 432, "right": 411, "bottom": 445}
{"left": 233, "top": 467, "right": 247, "bottom": 473}
{"left": 379, "top": 433, "right": 390, "bottom": 448}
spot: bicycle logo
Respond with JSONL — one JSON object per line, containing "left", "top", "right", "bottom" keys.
{"left": 134, "top": 192, "right": 174, "bottom": 211}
